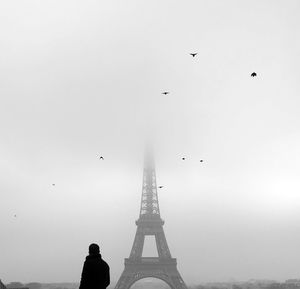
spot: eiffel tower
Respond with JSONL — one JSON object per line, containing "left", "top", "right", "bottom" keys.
{"left": 115, "top": 149, "right": 188, "bottom": 289}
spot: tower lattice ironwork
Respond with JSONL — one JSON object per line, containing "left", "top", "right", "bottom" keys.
{"left": 115, "top": 149, "right": 188, "bottom": 289}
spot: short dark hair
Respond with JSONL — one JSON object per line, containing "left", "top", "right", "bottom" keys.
{"left": 89, "top": 243, "right": 100, "bottom": 255}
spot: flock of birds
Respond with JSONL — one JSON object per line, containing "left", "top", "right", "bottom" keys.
{"left": 13, "top": 53, "right": 257, "bottom": 218}
{"left": 50, "top": 54, "right": 256, "bottom": 190}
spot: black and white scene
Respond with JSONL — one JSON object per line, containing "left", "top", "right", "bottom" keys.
{"left": 1, "top": 2, "right": 300, "bottom": 289}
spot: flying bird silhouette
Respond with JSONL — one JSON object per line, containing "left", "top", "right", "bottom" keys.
{"left": 158, "top": 186, "right": 163, "bottom": 189}
{"left": 251, "top": 72, "right": 257, "bottom": 77}
{"left": 182, "top": 157, "right": 186, "bottom": 160}
{"left": 52, "top": 184, "right": 55, "bottom": 186}
{"left": 99, "top": 156, "right": 104, "bottom": 160}
{"left": 190, "top": 53, "right": 197, "bottom": 57}
{"left": 162, "top": 92, "right": 169, "bottom": 95}
{"left": 200, "top": 160, "right": 204, "bottom": 162}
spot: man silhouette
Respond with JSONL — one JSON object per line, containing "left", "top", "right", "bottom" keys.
{"left": 79, "top": 243, "right": 110, "bottom": 289}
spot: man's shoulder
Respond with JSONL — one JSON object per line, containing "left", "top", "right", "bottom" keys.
{"left": 101, "top": 259, "right": 109, "bottom": 268}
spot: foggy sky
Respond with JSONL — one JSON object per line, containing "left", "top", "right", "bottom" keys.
{"left": 1, "top": 0, "right": 300, "bottom": 285}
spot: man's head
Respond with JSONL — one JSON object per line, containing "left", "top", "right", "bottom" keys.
{"left": 89, "top": 243, "right": 100, "bottom": 255}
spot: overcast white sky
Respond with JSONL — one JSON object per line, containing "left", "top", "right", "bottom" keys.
{"left": 1, "top": 0, "right": 300, "bottom": 285}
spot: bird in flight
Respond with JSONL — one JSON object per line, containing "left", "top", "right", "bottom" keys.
{"left": 99, "top": 156, "right": 104, "bottom": 160}
{"left": 52, "top": 183, "right": 55, "bottom": 186}
{"left": 158, "top": 186, "right": 163, "bottom": 189}
{"left": 190, "top": 53, "right": 197, "bottom": 57}
{"left": 182, "top": 157, "right": 186, "bottom": 160}
{"left": 200, "top": 160, "right": 204, "bottom": 162}
{"left": 251, "top": 72, "right": 257, "bottom": 77}
{"left": 162, "top": 91, "right": 169, "bottom": 95}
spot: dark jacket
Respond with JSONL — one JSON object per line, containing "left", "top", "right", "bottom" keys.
{"left": 79, "top": 254, "right": 110, "bottom": 289}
